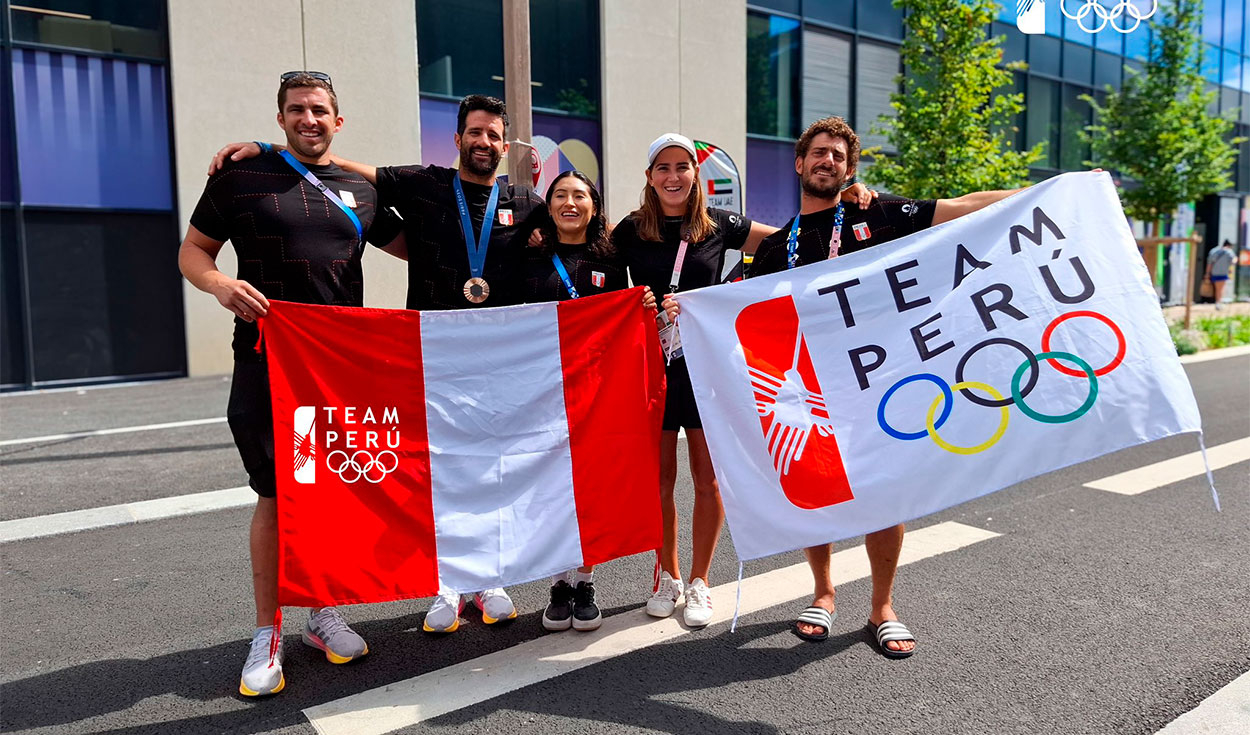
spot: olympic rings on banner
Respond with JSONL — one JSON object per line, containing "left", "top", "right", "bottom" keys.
{"left": 1012, "top": 351, "right": 1099, "bottom": 424}
{"left": 926, "top": 381, "right": 1010, "bottom": 455}
{"left": 878, "top": 373, "right": 953, "bottom": 441}
{"left": 955, "top": 337, "right": 1039, "bottom": 408}
{"left": 1041, "top": 310, "right": 1126, "bottom": 377}
{"left": 875, "top": 310, "right": 1125, "bottom": 455}
{"left": 326, "top": 449, "right": 399, "bottom": 483}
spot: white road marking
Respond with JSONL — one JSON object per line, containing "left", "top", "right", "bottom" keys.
{"left": 303, "top": 521, "right": 1001, "bottom": 735}
{"left": 1155, "top": 669, "right": 1250, "bottom": 734}
{"left": 0, "top": 486, "right": 254, "bottom": 544}
{"left": 1179, "top": 344, "right": 1250, "bottom": 364}
{"left": 0, "top": 417, "right": 228, "bottom": 447}
{"left": 1083, "top": 437, "right": 1250, "bottom": 495}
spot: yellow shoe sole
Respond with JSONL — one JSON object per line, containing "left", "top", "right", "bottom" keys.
{"left": 239, "top": 672, "right": 285, "bottom": 697}
{"left": 324, "top": 643, "right": 367, "bottom": 664}
{"left": 423, "top": 617, "right": 460, "bottom": 633}
{"left": 481, "top": 608, "right": 517, "bottom": 625}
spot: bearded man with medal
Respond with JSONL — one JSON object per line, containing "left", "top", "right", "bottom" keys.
{"left": 210, "top": 94, "right": 544, "bottom": 634}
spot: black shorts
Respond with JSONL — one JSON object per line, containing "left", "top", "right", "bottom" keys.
{"left": 662, "top": 358, "right": 702, "bottom": 431}
{"left": 227, "top": 360, "right": 277, "bottom": 498}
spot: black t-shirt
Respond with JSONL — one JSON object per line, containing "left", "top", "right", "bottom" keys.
{"left": 190, "top": 151, "right": 401, "bottom": 360}
{"left": 375, "top": 164, "right": 545, "bottom": 310}
{"left": 750, "top": 194, "right": 937, "bottom": 277}
{"left": 523, "top": 242, "right": 629, "bottom": 302}
{"left": 612, "top": 207, "right": 753, "bottom": 299}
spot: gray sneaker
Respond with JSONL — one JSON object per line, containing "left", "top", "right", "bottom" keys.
{"left": 302, "top": 607, "right": 368, "bottom": 664}
{"left": 240, "top": 626, "right": 284, "bottom": 697}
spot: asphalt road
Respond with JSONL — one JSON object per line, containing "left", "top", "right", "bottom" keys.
{"left": 1, "top": 353, "right": 1247, "bottom": 735}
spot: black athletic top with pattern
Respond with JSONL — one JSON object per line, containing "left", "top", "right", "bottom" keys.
{"left": 374, "top": 164, "right": 545, "bottom": 311}
{"left": 190, "top": 150, "right": 400, "bottom": 360}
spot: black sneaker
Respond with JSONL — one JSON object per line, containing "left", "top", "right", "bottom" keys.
{"left": 542, "top": 580, "right": 575, "bottom": 631}
{"left": 572, "top": 581, "right": 602, "bottom": 631}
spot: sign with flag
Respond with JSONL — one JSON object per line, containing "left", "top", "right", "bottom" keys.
{"left": 694, "top": 140, "right": 742, "bottom": 215}
{"left": 262, "top": 288, "right": 666, "bottom": 607}
{"left": 676, "top": 172, "right": 1203, "bottom": 561}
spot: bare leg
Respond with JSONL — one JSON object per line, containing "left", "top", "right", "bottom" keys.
{"left": 251, "top": 497, "right": 279, "bottom": 627}
{"left": 796, "top": 544, "right": 835, "bottom": 638}
{"left": 866, "top": 523, "right": 914, "bottom": 654}
{"left": 685, "top": 429, "right": 724, "bottom": 583}
{"left": 657, "top": 430, "right": 681, "bottom": 580}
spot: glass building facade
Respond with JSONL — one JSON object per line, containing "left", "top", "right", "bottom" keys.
{"left": 1, "top": 0, "right": 184, "bottom": 389}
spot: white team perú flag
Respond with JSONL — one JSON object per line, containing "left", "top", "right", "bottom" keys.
{"left": 677, "top": 172, "right": 1203, "bottom": 561}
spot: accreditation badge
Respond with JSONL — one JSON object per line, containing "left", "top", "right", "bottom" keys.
{"left": 656, "top": 310, "right": 684, "bottom": 362}
{"left": 339, "top": 190, "right": 357, "bottom": 208}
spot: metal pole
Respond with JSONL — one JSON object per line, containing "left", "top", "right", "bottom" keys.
{"left": 502, "top": 0, "right": 533, "bottom": 193}
{"left": 1184, "top": 234, "right": 1199, "bottom": 330}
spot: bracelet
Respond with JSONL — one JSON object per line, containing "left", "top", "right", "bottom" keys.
{"left": 254, "top": 141, "right": 272, "bottom": 153}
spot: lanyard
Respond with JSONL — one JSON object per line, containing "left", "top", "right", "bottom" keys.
{"left": 453, "top": 176, "right": 500, "bottom": 279}
{"left": 669, "top": 238, "right": 690, "bottom": 293}
{"left": 278, "top": 150, "right": 363, "bottom": 243}
{"left": 785, "top": 203, "right": 844, "bottom": 269}
{"left": 551, "top": 253, "right": 579, "bottom": 299}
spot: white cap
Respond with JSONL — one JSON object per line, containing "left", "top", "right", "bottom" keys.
{"left": 647, "top": 133, "right": 697, "bottom": 166}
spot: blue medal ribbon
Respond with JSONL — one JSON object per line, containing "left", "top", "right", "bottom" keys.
{"left": 277, "top": 150, "right": 363, "bottom": 243}
{"left": 453, "top": 176, "right": 500, "bottom": 279}
{"left": 550, "top": 252, "right": 580, "bottom": 299}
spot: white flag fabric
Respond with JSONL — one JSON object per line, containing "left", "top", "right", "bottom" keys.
{"left": 677, "top": 172, "right": 1202, "bottom": 561}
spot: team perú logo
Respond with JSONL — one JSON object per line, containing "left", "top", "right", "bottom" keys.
{"left": 735, "top": 296, "right": 854, "bottom": 510}
{"left": 1017, "top": 1, "right": 1156, "bottom": 36}
{"left": 293, "top": 405, "right": 401, "bottom": 484}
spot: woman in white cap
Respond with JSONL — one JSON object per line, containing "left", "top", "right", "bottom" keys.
{"left": 611, "top": 133, "right": 872, "bottom": 627}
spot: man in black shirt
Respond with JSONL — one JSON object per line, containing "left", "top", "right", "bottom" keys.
{"left": 752, "top": 116, "right": 1024, "bottom": 657}
{"left": 180, "top": 72, "right": 403, "bottom": 696}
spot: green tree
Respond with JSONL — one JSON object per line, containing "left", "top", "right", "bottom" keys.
{"left": 1084, "top": 0, "right": 1241, "bottom": 231}
{"left": 862, "top": 0, "right": 1043, "bottom": 198}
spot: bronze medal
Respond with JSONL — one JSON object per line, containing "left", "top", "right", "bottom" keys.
{"left": 464, "top": 277, "right": 490, "bottom": 304}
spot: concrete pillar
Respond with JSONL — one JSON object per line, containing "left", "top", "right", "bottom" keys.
{"left": 599, "top": 0, "right": 746, "bottom": 224}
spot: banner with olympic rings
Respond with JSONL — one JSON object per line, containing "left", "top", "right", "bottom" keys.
{"left": 677, "top": 172, "right": 1202, "bottom": 561}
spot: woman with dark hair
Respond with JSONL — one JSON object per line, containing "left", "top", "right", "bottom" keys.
{"left": 524, "top": 169, "right": 657, "bottom": 633}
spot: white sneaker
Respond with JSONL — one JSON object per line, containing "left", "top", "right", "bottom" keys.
{"left": 423, "top": 587, "right": 465, "bottom": 633}
{"left": 646, "top": 571, "right": 684, "bottom": 618}
{"left": 302, "top": 607, "right": 368, "bottom": 663}
{"left": 474, "top": 588, "right": 517, "bottom": 623}
{"left": 683, "top": 577, "right": 713, "bottom": 628}
{"left": 239, "top": 626, "right": 285, "bottom": 696}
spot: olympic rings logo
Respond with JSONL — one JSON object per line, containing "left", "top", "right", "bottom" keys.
{"left": 1061, "top": 0, "right": 1157, "bottom": 34}
{"left": 326, "top": 449, "right": 399, "bottom": 483}
{"left": 876, "top": 310, "right": 1126, "bottom": 455}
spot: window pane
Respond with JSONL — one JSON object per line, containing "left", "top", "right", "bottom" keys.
{"left": 1224, "top": 49, "right": 1242, "bottom": 89}
{"left": 746, "top": 12, "right": 801, "bottom": 137}
{"left": 530, "top": 0, "right": 599, "bottom": 116}
{"left": 1203, "top": 43, "right": 1222, "bottom": 84}
{"left": 1, "top": 51, "right": 15, "bottom": 205}
{"left": 417, "top": 0, "right": 503, "bottom": 99}
{"left": 804, "top": 0, "right": 855, "bottom": 28}
{"left": 1060, "top": 85, "right": 1091, "bottom": 170}
{"left": 1095, "top": 22, "right": 1123, "bottom": 54}
{"left": 1225, "top": 0, "right": 1244, "bottom": 53}
{"left": 11, "top": 49, "right": 173, "bottom": 209}
{"left": 994, "top": 21, "right": 1026, "bottom": 65}
{"left": 9, "top": 0, "right": 166, "bottom": 59}
{"left": 1029, "top": 33, "right": 1061, "bottom": 77}
{"left": 23, "top": 210, "right": 185, "bottom": 383}
{"left": 0, "top": 209, "right": 26, "bottom": 387}
{"left": 801, "top": 28, "right": 851, "bottom": 129}
{"left": 1094, "top": 50, "right": 1122, "bottom": 90}
{"left": 745, "top": 137, "right": 800, "bottom": 227}
{"left": 856, "top": 41, "right": 899, "bottom": 152}
{"left": 1204, "top": 0, "right": 1224, "bottom": 46}
{"left": 1063, "top": 9, "right": 1094, "bottom": 46}
{"left": 1125, "top": 23, "right": 1150, "bottom": 60}
{"left": 1063, "top": 41, "right": 1092, "bottom": 84}
{"left": 856, "top": 0, "right": 903, "bottom": 39}
{"left": 750, "top": 0, "right": 801, "bottom": 14}
{"left": 991, "top": 71, "right": 1026, "bottom": 154}
{"left": 1026, "top": 76, "right": 1060, "bottom": 168}
{"left": 1222, "top": 84, "right": 1241, "bottom": 116}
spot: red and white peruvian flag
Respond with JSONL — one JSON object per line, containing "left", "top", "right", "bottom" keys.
{"left": 261, "top": 289, "right": 666, "bottom": 607}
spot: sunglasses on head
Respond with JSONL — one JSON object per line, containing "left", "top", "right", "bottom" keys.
{"left": 280, "top": 71, "right": 332, "bottom": 86}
